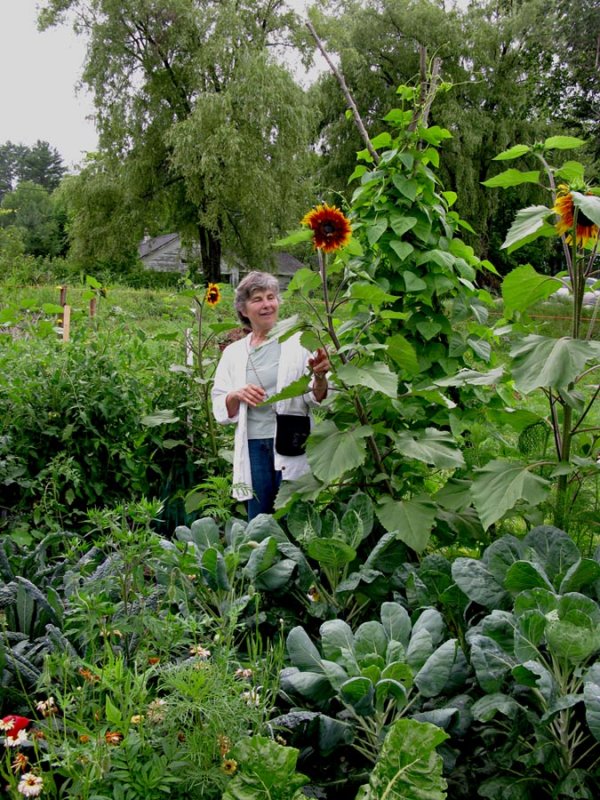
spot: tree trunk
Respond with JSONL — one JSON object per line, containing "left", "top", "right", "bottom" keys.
{"left": 198, "top": 224, "right": 222, "bottom": 283}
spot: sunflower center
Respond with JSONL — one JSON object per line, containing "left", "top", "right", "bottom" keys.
{"left": 321, "top": 222, "right": 336, "bottom": 235}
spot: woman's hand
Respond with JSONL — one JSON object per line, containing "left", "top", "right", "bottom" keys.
{"left": 309, "top": 348, "right": 330, "bottom": 402}
{"left": 226, "top": 384, "right": 266, "bottom": 418}
{"left": 308, "top": 348, "right": 330, "bottom": 378}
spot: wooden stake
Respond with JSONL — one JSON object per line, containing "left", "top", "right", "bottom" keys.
{"left": 62, "top": 305, "right": 71, "bottom": 342}
{"left": 89, "top": 297, "right": 97, "bottom": 318}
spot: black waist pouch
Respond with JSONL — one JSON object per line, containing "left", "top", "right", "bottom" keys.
{"left": 275, "top": 414, "right": 310, "bottom": 457}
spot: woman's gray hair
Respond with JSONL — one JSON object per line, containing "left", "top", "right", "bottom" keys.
{"left": 234, "top": 271, "right": 280, "bottom": 325}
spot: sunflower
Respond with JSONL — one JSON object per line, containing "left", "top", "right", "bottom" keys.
{"left": 205, "top": 283, "right": 221, "bottom": 306}
{"left": 553, "top": 186, "right": 599, "bottom": 246}
{"left": 301, "top": 204, "right": 352, "bottom": 252}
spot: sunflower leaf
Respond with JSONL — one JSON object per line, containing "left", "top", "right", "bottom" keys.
{"left": 572, "top": 192, "right": 600, "bottom": 228}
{"left": 501, "top": 205, "right": 552, "bottom": 251}
{"left": 493, "top": 145, "right": 531, "bottom": 161}
{"left": 482, "top": 169, "right": 540, "bottom": 188}
{"left": 502, "top": 265, "right": 562, "bottom": 316}
{"left": 543, "top": 136, "right": 586, "bottom": 151}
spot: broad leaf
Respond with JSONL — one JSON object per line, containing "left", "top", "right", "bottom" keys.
{"left": 307, "top": 420, "right": 371, "bottom": 483}
{"left": 452, "top": 558, "right": 510, "bottom": 609}
{"left": 543, "top": 135, "right": 586, "bottom": 151}
{"left": 286, "top": 626, "right": 324, "bottom": 672}
{"left": 471, "top": 460, "right": 550, "bottom": 530}
{"left": 307, "top": 538, "right": 356, "bottom": 570}
{"left": 502, "top": 264, "right": 561, "bottom": 316}
{"left": 356, "top": 719, "right": 448, "bottom": 800}
{"left": 376, "top": 496, "right": 437, "bottom": 554}
{"left": 572, "top": 191, "right": 600, "bottom": 227}
{"left": 493, "top": 145, "right": 531, "bottom": 161}
{"left": 583, "top": 681, "right": 600, "bottom": 742}
{"left": 510, "top": 335, "right": 600, "bottom": 393}
{"left": 500, "top": 205, "right": 551, "bottom": 251}
{"left": 469, "top": 634, "right": 514, "bottom": 692}
{"left": 265, "top": 374, "right": 312, "bottom": 404}
{"left": 336, "top": 362, "right": 398, "bottom": 398}
{"left": 482, "top": 169, "right": 540, "bottom": 188}
{"left": 414, "top": 639, "right": 468, "bottom": 698}
{"left": 393, "top": 428, "right": 465, "bottom": 469}
{"left": 380, "top": 602, "right": 411, "bottom": 648}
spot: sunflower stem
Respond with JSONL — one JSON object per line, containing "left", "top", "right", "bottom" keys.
{"left": 317, "top": 251, "right": 393, "bottom": 495}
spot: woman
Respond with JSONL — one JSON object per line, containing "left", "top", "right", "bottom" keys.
{"left": 212, "top": 271, "right": 329, "bottom": 519}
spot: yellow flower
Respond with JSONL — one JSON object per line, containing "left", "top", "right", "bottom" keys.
{"left": 221, "top": 758, "right": 238, "bottom": 776}
{"left": 205, "top": 283, "right": 222, "bottom": 306}
{"left": 553, "top": 185, "right": 599, "bottom": 246}
{"left": 301, "top": 204, "right": 352, "bottom": 252}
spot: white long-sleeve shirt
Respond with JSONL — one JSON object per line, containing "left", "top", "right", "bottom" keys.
{"left": 211, "top": 331, "right": 322, "bottom": 500}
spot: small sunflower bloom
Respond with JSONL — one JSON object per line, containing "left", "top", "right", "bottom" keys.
{"left": 205, "top": 283, "right": 222, "bottom": 307}
{"left": 553, "top": 185, "right": 599, "bottom": 246}
{"left": 221, "top": 758, "right": 238, "bottom": 776}
{"left": 17, "top": 773, "right": 43, "bottom": 798}
{"left": 301, "top": 204, "right": 352, "bottom": 252}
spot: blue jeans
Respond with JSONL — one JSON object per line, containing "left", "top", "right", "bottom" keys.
{"left": 247, "top": 438, "right": 281, "bottom": 520}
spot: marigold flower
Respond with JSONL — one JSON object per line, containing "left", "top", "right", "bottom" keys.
{"left": 205, "top": 283, "right": 222, "bottom": 307}
{"left": 79, "top": 734, "right": 90, "bottom": 743}
{"left": 0, "top": 716, "right": 31, "bottom": 735}
{"left": 105, "top": 731, "right": 123, "bottom": 745}
{"left": 221, "top": 758, "right": 238, "bottom": 776}
{"left": 79, "top": 667, "right": 100, "bottom": 683}
{"left": 147, "top": 657, "right": 160, "bottom": 666}
{"left": 17, "top": 772, "right": 43, "bottom": 798}
{"left": 553, "top": 186, "right": 599, "bottom": 246}
{"left": 130, "top": 714, "right": 144, "bottom": 724}
{"left": 301, "top": 204, "right": 352, "bottom": 252}
{"left": 11, "top": 753, "right": 29, "bottom": 773}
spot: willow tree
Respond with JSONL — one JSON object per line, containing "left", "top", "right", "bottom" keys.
{"left": 40, "top": 0, "right": 315, "bottom": 281}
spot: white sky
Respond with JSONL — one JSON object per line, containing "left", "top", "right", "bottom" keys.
{"left": 0, "top": 0, "right": 98, "bottom": 170}
{"left": 0, "top": 0, "right": 317, "bottom": 173}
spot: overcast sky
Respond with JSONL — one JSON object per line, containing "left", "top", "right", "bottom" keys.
{"left": 0, "top": 0, "right": 98, "bottom": 170}
{"left": 0, "top": 1, "right": 319, "bottom": 173}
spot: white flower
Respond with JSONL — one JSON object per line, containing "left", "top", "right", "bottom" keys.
{"left": 5, "top": 730, "right": 29, "bottom": 748}
{"left": 17, "top": 772, "right": 43, "bottom": 797}
{"left": 241, "top": 688, "right": 261, "bottom": 707}
{"left": 189, "top": 645, "right": 211, "bottom": 659}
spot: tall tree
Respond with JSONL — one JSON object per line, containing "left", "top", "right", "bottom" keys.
{"left": 307, "top": 0, "right": 594, "bottom": 273}
{"left": 1, "top": 181, "right": 62, "bottom": 257}
{"left": 0, "top": 141, "right": 65, "bottom": 202}
{"left": 40, "top": 0, "right": 315, "bottom": 281}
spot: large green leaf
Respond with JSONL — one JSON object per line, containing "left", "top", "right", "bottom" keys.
{"left": 572, "top": 191, "right": 600, "bottom": 227}
{"left": 414, "top": 639, "right": 468, "bottom": 698}
{"left": 224, "top": 736, "right": 308, "bottom": 800}
{"left": 286, "top": 626, "right": 324, "bottom": 672}
{"left": 471, "top": 460, "right": 551, "bottom": 530}
{"left": 543, "top": 135, "right": 586, "bottom": 151}
{"left": 336, "top": 362, "right": 398, "bottom": 398}
{"left": 393, "top": 428, "right": 465, "bottom": 469}
{"left": 380, "top": 602, "right": 411, "bottom": 649}
{"left": 583, "top": 680, "right": 600, "bottom": 742}
{"left": 482, "top": 169, "right": 540, "bottom": 188}
{"left": 307, "top": 538, "right": 356, "bottom": 570}
{"left": 356, "top": 719, "right": 448, "bottom": 800}
{"left": 452, "top": 558, "right": 510, "bottom": 609}
{"left": 319, "top": 619, "right": 355, "bottom": 664}
{"left": 469, "top": 634, "right": 514, "bottom": 693}
{"left": 502, "top": 264, "right": 561, "bottom": 316}
{"left": 500, "top": 205, "right": 551, "bottom": 251}
{"left": 307, "top": 420, "right": 371, "bottom": 483}
{"left": 265, "top": 374, "right": 312, "bottom": 404}
{"left": 510, "top": 335, "right": 600, "bottom": 393}
{"left": 493, "top": 145, "right": 531, "bottom": 161}
{"left": 375, "top": 496, "right": 437, "bottom": 554}
{"left": 386, "top": 334, "right": 419, "bottom": 374}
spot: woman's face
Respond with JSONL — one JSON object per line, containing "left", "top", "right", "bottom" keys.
{"left": 243, "top": 288, "right": 280, "bottom": 333}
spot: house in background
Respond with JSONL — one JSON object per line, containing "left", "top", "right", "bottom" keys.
{"left": 138, "top": 233, "right": 305, "bottom": 288}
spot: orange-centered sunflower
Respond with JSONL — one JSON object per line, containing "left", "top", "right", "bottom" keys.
{"left": 553, "top": 185, "right": 599, "bottom": 246}
{"left": 205, "top": 283, "right": 221, "bottom": 306}
{"left": 301, "top": 204, "right": 352, "bottom": 252}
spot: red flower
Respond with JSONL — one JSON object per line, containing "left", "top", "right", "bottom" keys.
{"left": 301, "top": 204, "right": 352, "bottom": 252}
{"left": 1, "top": 716, "right": 32, "bottom": 735}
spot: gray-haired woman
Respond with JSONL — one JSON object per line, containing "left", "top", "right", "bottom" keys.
{"left": 211, "top": 271, "right": 329, "bottom": 519}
